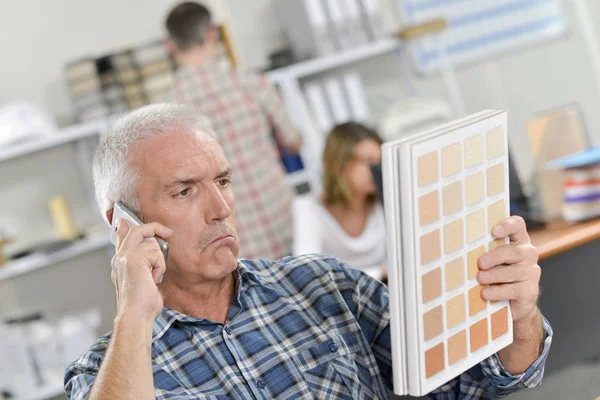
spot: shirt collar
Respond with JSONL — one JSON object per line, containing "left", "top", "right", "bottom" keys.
{"left": 176, "top": 58, "right": 229, "bottom": 78}
{"left": 151, "top": 260, "right": 265, "bottom": 343}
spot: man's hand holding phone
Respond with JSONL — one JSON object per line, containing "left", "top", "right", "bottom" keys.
{"left": 111, "top": 220, "right": 173, "bottom": 322}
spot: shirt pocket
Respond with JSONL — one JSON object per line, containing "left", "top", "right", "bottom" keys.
{"left": 293, "top": 334, "right": 379, "bottom": 400}
{"left": 152, "top": 365, "right": 228, "bottom": 400}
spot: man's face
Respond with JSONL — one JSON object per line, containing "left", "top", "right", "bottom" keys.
{"left": 129, "top": 130, "right": 239, "bottom": 284}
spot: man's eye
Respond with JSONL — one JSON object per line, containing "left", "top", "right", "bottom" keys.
{"left": 178, "top": 188, "right": 191, "bottom": 198}
{"left": 218, "top": 178, "right": 231, "bottom": 187}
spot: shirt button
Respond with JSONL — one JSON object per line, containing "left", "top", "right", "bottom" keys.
{"left": 256, "top": 379, "right": 265, "bottom": 389}
{"left": 329, "top": 343, "right": 338, "bottom": 353}
{"left": 184, "top": 330, "right": 193, "bottom": 340}
{"left": 224, "top": 326, "right": 233, "bottom": 335}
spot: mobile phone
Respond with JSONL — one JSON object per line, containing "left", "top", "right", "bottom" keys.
{"left": 110, "top": 201, "right": 169, "bottom": 262}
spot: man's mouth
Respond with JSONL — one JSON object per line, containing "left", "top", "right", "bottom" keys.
{"left": 210, "top": 234, "right": 233, "bottom": 245}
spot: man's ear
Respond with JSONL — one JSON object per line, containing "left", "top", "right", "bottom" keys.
{"left": 165, "top": 39, "right": 179, "bottom": 57}
{"left": 106, "top": 208, "right": 114, "bottom": 226}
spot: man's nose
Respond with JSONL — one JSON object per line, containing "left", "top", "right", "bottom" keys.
{"left": 205, "top": 185, "right": 232, "bottom": 223}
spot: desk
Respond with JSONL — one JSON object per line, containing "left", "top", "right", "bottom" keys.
{"left": 530, "top": 219, "right": 600, "bottom": 260}
{"left": 528, "top": 218, "right": 600, "bottom": 375}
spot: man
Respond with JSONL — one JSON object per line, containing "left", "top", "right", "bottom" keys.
{"left": 163, "top": 2, "right": 302, "bottom": 260}
{"left": 65, "top": 104, "right": 552, "bottom": 399}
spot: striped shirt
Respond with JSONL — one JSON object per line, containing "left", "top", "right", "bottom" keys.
{"left": 64, "top": 254, "right": 552, "bottom": 399}
{"left": 165, "top": 60, "right": 300, "bottom": 260}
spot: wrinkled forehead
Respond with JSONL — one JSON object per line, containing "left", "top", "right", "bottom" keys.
{"left": 129, "top": 130, "right": 228, "bottom": 179}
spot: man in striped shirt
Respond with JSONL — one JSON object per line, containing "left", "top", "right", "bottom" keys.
{"left": 163, "top": 2, "right": 302, "bottom": 260}
{"left": 65, "top": 104, "right": 551, "bottom": 399}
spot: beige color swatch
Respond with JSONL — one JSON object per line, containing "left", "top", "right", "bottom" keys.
{"left": 486, "top": 163, "right": 505, "bottom": 196}
{"left": 446, "top": 293, "right": 466, "bottom": 329}
{"left": 464, "top": 134, "right": 484, "bottom": 168}
{"left": 469, "top": 285, "right": 487, "bottom": 316}
{"left": 422, "top": 268, "right": 442, "bottom": 304}
{"left": 467, "top": 246, "right": 485, "bottom": 280}
{"left": 448, "top": 330, "right": 467, "bottom": 365}
{"left": 424, "top": 305, "right": 444, "bottom": 341}
{"left": 444, "top": 220, "right": 464, "bottom": 255}
{"left": 419, "top": 152, "right": 439, "bottom": 187}
{"left": 465, "top": 172, "right": 484, "bottom": 206}
{"left": 487, "top": 200, "right": 506, "bottom": 232}
{"left": 486, "top": 126, "right": 505, "bottom": 160}
{"left": 443, "top": 181, "right": 462, "bottom": 216}
{"left": 445, "top": 257, "right": 464, "bottom": 292}
{"left": 421, "top": 230, "right": 441, "bottom": 265}
{"left": 470, "top": 317, "right": 489, "bottom": 352}
{"left": 442, "top": 143, "right": 462, "bottom": 177}
{"left": 419, "top": 190, "right": 440, "bottom": 226}
{"left": 425, "top": 342, "right": 445, "bottom": 378}
{"left": 466, "top": 209, "right": 485, "bottom": 243}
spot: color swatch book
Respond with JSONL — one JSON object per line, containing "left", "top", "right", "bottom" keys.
{"left": 382, "top": 110, "right": 513, "bottom": 396}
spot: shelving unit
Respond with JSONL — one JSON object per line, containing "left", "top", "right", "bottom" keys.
{"left": 0, "top": 118, "right": 111, "bottom": 164}
{"left": 265, "top": 38, "right": 400, "bottom": 83}
{"left": 0, "top": 232, "right": 111, "bottom": 281}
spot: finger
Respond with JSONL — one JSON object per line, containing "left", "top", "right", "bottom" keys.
{"left": 140, "top": 241, "right": 167, "bottom": 284}
{"left": 481, "top": 281, "right": 529, "bottom": 301}
{"left": 491, "top": 216, "right": 530, "bottom": 245}
{"left": 120, "top": 222, "right": 173, "bottom": 252}
{"left": 477, "top": 264, "right": 530, "bottom": 285}
{"left": 115, "top": 219, "right": 130, "bottom": 250}
{"left": 478, "top": 243, "right": 537, "bottom": 270}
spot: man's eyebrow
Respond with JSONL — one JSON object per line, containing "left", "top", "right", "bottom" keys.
{"left": 216, "top": 169, "right": 232, "bottom": 179}
{"left": 164, "top": 176, "right": 203, "bottom": 190}
{"left": 164, "top": 169, "right": 231, "bottom": 190}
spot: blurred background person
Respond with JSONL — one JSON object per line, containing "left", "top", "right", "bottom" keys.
{"left": 164, "top": 2, "right": 302, "bottom": 259}
{"left": 293, "top": 122, "right": 386, "bottom": 279}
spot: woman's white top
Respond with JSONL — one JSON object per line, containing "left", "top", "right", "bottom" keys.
{"left": 292, "top": 195, "right": 387, "bottom": 278}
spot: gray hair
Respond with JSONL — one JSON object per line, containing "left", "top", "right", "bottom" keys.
{"left": 92, "top": 103, "right": 215, "bottom": 222}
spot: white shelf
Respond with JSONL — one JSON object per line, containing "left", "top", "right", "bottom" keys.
{"left": 19, "top": 380, "right": 65, "bottom": 400}
{"left": 0, "top": 117, "right": 111, "bottom": 163}
{"left": 266, "top": 38, "right": 400, "bottom": 83}
{"left": 0, "top": 233, "right": 111, "bottom": 281}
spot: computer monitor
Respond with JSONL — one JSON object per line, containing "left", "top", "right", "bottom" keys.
{"left": 371, "top": 163, "right": 384, "bottom": 206}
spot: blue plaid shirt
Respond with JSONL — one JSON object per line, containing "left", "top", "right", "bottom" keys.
{"left": 65, "top": 254, "right": 552, "bottom": 399}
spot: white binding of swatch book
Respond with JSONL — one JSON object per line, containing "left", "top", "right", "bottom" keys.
{"left": 397, "top": 0, "right": 568, "bottom": 73}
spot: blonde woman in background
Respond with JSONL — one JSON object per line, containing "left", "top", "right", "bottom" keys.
{"left": 293, "top": 122, "right": 387, "bottom": 279}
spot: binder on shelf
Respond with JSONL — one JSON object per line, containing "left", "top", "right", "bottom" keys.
{"left": 324, "top": 77, "right": 352, "bottom": 124}
{"left": 274, "top": 0, "right": 337, "bottom": 60}
{"left": 304, "top": 81, "right": 335, "bottom": 135}
{"left": 358, "top": 0, "right": 385, "bottom": 41}
{"left": 323, "top": 0, "right": 350, "bottom": 50}
{"left": 344, "top": 0, "right": 369, "bottom": 47}
{"left": 342, "top": 72, "right": 370, "bottom": 122}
